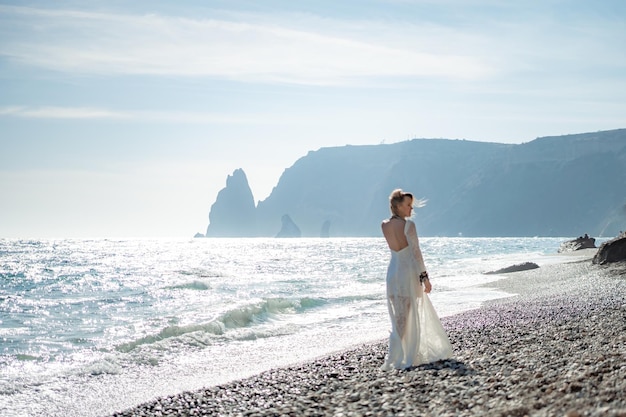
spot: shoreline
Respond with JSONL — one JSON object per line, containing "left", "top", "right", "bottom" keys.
{"left": 111, "top": 256, "right": 625, "bottom": 417}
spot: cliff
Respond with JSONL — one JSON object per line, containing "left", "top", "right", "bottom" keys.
{"left": 205, "top": 169, "right": 257, "bottom": 237}
{"left": 204, "top": 129, "right": 626, "bottom": 237}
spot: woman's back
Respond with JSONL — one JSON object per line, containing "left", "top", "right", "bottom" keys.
{"left": 382, "top": 217, "right": 409, "bottom": 252}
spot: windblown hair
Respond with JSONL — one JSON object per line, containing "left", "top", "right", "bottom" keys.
{"left": 389, "top": 189, "right": 413, "bottom": 216}
{"left": 389, "top": 188, "right": 427, "bottom": 216}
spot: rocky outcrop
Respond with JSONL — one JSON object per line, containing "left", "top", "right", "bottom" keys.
{"left": 276, "top": 214, "right": 301, "bottom": 238}
{"left": 558, "top": 235, "right": 596, "bottom": 252}
{"left": 203, "top": 129, "right": 626, "bottom": 237}
{"left": 592, "top": 235, "right": 626, "bottom": 265}
{"left": 320, "top": 220, "right": 331, "bottom": 238}
{"left": 485, "top": 262, "right": 540, "bottom": 275}
{"left": 205, "top": 169, "right": 257, "bottom": 237}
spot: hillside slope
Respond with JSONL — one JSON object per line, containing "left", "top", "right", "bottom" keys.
{"left": 205, "top": 129, "right": 626, "bottom": 237}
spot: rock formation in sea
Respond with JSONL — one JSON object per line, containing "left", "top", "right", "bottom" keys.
{"left": 203, "top": 129, "right": 626, "bottom": 237}
{"left": 275, "top": 214, "right": 302, "bottom": 238}
{"left": 205, "top": 169, "right": 257, "bottom": 237}
{"left": 320, "top": 220, "right": 331, "bottom": 238}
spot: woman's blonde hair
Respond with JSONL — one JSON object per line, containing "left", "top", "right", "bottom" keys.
{"left": 389, "top": 189, "right": 413, "bottom": 216}
{"left": 389, "top": 188, "right": 426, "bottom": 216}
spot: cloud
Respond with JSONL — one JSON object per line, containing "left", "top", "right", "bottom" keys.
{"left": 0, "top": 5, "right": 492, "bottom": 85}
{"left": 0, "top": 105, "right": 303, "bottom": 124}
{"left": 0, "top": 106, "right": 129, "bottom": 119}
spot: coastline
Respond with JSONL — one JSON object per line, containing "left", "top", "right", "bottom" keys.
{"left": 111, "top": 253, "right": 625, "bottom": 417}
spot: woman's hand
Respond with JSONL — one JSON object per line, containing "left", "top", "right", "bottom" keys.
{"left": 419, "top": 271, "right": 431, "bottom": 293}
{"left": 423, "top": 278, "right": 432, "bottom": 293}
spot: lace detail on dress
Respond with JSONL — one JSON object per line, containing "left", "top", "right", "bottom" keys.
{"left": 405, "top": 220, "right": 426, "bottom": 274}
{"left": 382, "top": 219, "right": 453, "bottom": 370}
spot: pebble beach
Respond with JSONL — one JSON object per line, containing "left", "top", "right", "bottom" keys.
{"left": 111, "top": 253, "right": 625, "bottom": 417}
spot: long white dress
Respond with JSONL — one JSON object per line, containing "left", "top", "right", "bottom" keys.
{"left": 382, "top": 218, "right": 453, "bottom": 370}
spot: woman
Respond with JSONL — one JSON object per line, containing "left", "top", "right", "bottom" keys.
{"left": 381, "top": 189, "right": 453, "bottom": 370}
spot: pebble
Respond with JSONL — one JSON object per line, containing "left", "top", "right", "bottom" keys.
{"left": 110, "top": 263, "right": 625, "bottom": 417}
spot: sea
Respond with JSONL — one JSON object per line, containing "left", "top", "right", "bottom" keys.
{"left": 0, "top": 236, "right": 587, "bottom": 416}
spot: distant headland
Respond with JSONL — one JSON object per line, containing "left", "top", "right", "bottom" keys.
{"left": 199, "top": 129, "right": 626, "bottom": 238}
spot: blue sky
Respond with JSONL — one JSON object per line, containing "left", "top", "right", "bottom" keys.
{"left": 1, "top": 0, "right": 625, "bottom": 238}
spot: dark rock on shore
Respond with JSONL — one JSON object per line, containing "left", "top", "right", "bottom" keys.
{"left": 485, "top": 262, "right": 539, "bottom": 275}
{"left": 593, "top": 235, "right": 626, "bottom": 264}
{"left": 559, "top": 235, "right": 596, "bottom": 252}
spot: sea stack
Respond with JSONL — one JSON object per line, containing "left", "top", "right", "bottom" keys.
{"left": 206, "top": 169, "right": 257, "bottom": 237}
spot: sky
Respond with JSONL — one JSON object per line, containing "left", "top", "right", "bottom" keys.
{"left": 1, "top": 0, "right": 625, "bottom": 238}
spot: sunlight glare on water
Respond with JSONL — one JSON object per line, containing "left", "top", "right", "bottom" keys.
{"left": 0, "top": 236, "right": 570, "bottom": 416}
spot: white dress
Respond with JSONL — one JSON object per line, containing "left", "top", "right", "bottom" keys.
{"left": 382, "top": 219, "right": 453, "bottom": 370}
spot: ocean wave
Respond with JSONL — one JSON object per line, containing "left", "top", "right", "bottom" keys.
{"left": 115, "top": 321, "right": 225, "bottom": 353}
{"left": 220, "top": 297, "right": 326, "bottom": 328}
{"left": 176, "top": 268, "right": 227, "bottom": 278}
{"left": 0, "top": 271, "right": 27, "bottom": 282}
{"left": 166, "top": 280, "right": 211, "bottom": 291}
{"left": 85, "top": 358, "right": 122, "bottom": 376}
{"left": 15, "top": 353, "right": 40, "bottom": 361}
{"left": 115, "top": 297, "right": 327, "bottom": 352}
